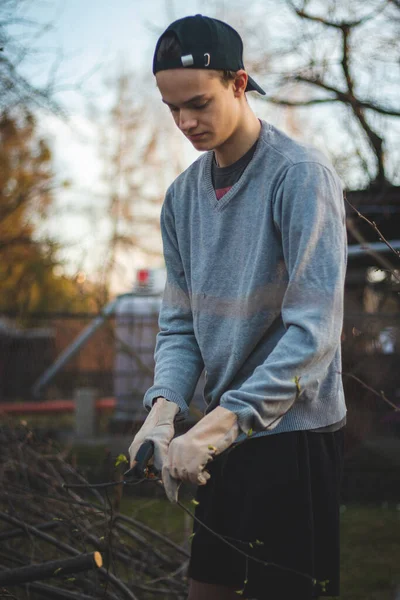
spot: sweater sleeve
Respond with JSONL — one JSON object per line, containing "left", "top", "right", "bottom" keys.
{"left": 219, "top": 161, "right": 347, "bottom": 434}
{"left": 143, "top": 189, "right": 204, "bottom": 419}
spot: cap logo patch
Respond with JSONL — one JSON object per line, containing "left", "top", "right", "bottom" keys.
{"left": 181, "top": 54, "right": 194, "bottom": 67}
{"left": 204, "top": 53, "right": 211, "bottom": 67}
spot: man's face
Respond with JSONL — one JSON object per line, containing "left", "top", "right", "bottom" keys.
{"left": 156, "top": 69, "right": 241, "bottom": 151}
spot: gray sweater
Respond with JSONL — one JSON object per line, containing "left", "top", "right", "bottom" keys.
{"left": 144, "top": 120, "right": 347, "bottom": 438}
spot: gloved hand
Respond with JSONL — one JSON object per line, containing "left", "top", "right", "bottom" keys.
{"left": 128, "top": 398, "right": 179, "bottom": 473}
{"left": 162, "top": 406, "right": 239, "bottom": 502}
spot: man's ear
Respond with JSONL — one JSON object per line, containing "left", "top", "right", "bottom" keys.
{"left": 233, "top": 70, "right": 248, "bottom": 97}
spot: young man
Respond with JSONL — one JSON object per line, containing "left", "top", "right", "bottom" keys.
{"left": 129, "top": 14, "right": 347, "bottom": 600}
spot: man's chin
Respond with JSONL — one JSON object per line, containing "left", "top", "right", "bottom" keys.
{"left": 189, "top": 136, "right": 214, "bottom": 151}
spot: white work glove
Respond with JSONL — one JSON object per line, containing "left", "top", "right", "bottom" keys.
{"left": 128, "top": 398, "right": 179, "bottom": 472}
{"left": 162, "top": 406, "right": 239, "bottom": 503}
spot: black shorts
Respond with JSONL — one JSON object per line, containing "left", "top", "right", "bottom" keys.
{"left": 188, "top": 429, "right": 344, "bottom": 600}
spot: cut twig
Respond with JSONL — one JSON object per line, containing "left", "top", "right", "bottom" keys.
{"left": 0, "top": 551, "right": 102, "bottom": 586}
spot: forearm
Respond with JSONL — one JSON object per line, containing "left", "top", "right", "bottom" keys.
{"left": 220, "top": 308, "right": 343, "bottom": 434}
{"left": 143, "top": 281, "right": 204, "bottom": 418}
{"left": 144, "top": 191, "right": 204, "bottom": 417}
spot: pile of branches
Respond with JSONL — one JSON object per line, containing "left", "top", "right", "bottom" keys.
{"left": 0, "top": 425, "right": 189, "bottom": 599}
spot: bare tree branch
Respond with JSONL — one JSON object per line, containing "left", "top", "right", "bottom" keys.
{"left": 288, "top": 0, "right": 388, "bottom": 29}
{"left": 293, "top": 74, "right": 386, "bottom": 182}
{"left": 260, "top": 0, "right": 400, "bottom": 185}
{"left": 345, "top": 196, "right": 400, "bottom": 264}
{"left": 265, "top": 91, "right": 400, "bottom": 117}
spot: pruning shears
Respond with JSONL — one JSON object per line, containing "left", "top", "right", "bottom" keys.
{"left": 123, "top": 440, "right": 160, "bottom": 481}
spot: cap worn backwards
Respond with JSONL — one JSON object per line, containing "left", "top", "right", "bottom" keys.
{"left": 153, "top": 14, "right": 266, "bottom": 95}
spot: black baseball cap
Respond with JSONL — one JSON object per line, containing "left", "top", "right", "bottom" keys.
{"left": 153, "top": 14, "right": 266, "bottom": 95}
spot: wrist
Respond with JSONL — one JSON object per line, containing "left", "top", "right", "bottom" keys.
{"left": 153, "top": 397, "right": 179, "bottom": 420}
{"left": 152, "top": 396, "right": 165, "bottom": 405}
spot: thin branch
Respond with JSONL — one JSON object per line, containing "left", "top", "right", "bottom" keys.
{"left": 290, "top": 75, "right": 400, "bottom": 116}
{"left": 25, "top": 581, "right": 96, "bottom": 600}
{"left": 288, "top": 0, "right": 388, "bottom": 29}
{"left": 176, "top": 498, "right": 317, "bottom": 584}
{"left": 340, "top": 372, "right": 399, "bottom": 411}
{"left": 0, "top": 512, "right": 82, "bottom": 557}
{"left": 346, "top": 219, "right": 400, "bottom": 285}
{"left": 0, "top": 521, "right": 59, "bottom": 542}
{"left": 345, "top": 195, "right": 400, "bottom": 262}
{"left": 266, "top": 95, "right": 340, "bottom": 107}
{"left": 266, "top": 94, "right": 400, "bottom": 116}
{"left": 114, "top": 513, "right": 191, "bottom": 559}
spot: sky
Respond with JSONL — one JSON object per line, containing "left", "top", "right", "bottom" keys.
{"left": 25, "top": 0, "right": 205, "bottom": 84}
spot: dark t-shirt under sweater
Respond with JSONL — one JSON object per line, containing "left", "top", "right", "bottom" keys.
{"left": 211, "top": 140, "right": 345, "bottom": 433}
{"left": 212, "top": 140, "right": 258, "bottom": 200}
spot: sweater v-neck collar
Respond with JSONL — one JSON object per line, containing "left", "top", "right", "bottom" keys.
{"left": 202, "top": 120, "right": 269, "bottom": 211}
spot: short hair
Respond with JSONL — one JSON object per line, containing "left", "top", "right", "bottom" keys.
{"left": 156, "top": 32, "right": 182, "bottom": 61}
{"left": 156, "top": 32, "right": 237, "bottom": 88}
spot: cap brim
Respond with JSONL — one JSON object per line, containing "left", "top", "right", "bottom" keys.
{"left": 246, "top": 75, "right": 266, "bottom": 95}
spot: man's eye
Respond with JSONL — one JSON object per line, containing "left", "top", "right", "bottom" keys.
{"left": 169, "top": 101, "right": 209, "bottom": 113}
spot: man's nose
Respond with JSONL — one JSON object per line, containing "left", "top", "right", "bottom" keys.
{"left": 179, "top": 109, "right": 197, "bottom": 133}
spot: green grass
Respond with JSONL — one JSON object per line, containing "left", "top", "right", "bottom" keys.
{"left": 120, "top": 495, "right": 193, "bottom": 544}
{"left": 119, "top": 497, "right": 400, "bottom": 599}
{"left": 340, "top": 505, "right": 400, "bottom": 600}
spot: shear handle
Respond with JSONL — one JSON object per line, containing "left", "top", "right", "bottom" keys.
{"left": 124, "top": 440, "right": 155, "bottom": 479}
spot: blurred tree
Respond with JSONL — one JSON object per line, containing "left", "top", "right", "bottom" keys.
{"left": 0, "top": 0, "right": 99, "bottom": 116}
{"left": 99, "top": 72, "right": 160, "bottom": 297}
{"left": 0, "top": 1, "right": 107, "bottom": 314}
{"left": 0, "top": 108, "right": 95, "bottom": 315}
{"left": 0, "top": 0, "right": 65, "bottom": 115}
{"left": 89, "top": 68, "right": 185, "bottom": 297}
{"left": 245, "top": 0, "right": 400, "bottom": 187}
